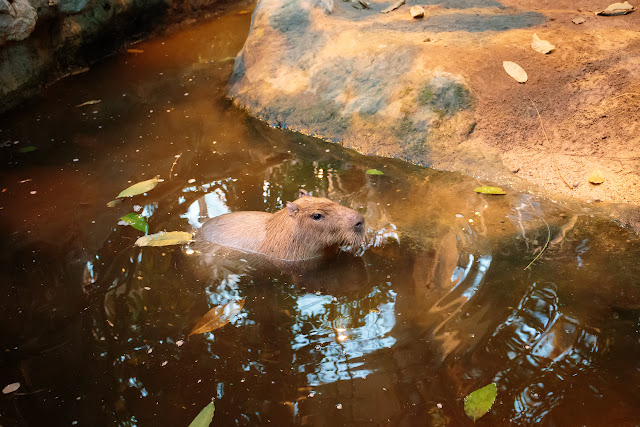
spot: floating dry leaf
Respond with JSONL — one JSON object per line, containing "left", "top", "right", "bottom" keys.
{"left": 595, "top": 1, "right": 635, "bottom": 15}
{"left": 189, "top": 300, "right": 245, "bottom": 336}
{"left": 127, "top": 48, "right": 144, "bottom": 54}
{"left": 531, "top": 33, "right": 556, "bottom": 54}
{"left": 588, "top": 169, "right": 605, "bottom": 184}
{"left": 474, "top": 186, "right": 507, "bottom": 195}
{"left": 572, "top": 16, "right": 587, "bottom": 24}
{"left": 503, "top": 61, "right": 528, "bottom": 83}
{"left": 135, "top": 231, "right": 192, "bottom": 247}
{"left": 2, "top": 382, "right": 20, "bottom": 394}
{"left": 117, "top": 176, "right": 161, "bottom": 198}
{"left": 410, "top": 5, "right": 425, "bottom": 18}
{"left": 75, "top": 99, "right": 101, "bottom": 108}
{"left": 381, "top": 0, "right": 405, "bottom": 13}
{"left": 70, "top": 67, "right": 90, "bottom": 76}
{"left": 106, "top": 199, "right": 124, "bottom": 208}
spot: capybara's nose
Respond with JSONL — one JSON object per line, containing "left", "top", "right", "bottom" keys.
{"left": 354, "top": 214, "right": 365, "bottom": 232}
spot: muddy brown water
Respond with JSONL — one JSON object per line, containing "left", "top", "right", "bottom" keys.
{"left": 1, "top": 4, "right": 639, "bottom": 426}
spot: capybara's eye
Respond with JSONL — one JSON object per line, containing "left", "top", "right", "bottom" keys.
{"left": 311, "top": 213, "right": 323, "bottom": 221}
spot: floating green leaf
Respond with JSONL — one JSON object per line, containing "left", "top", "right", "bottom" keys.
{"left": 135, "top": 231, "right": 192, "bottom": 247}
{"left": 117, "top": 176, "right": 161, "bottom": 198}
{"left": 366, "top": 169, "right": 384, "bottom": 175}
{"left": 464, "top": 383, "right": 497, "bottom": 421}
{"left": 189, "top": 300, "right": 245, "bottom": 336}
{"left": 18, "top": 146, "right": 38, "bottom": 153}
{"left": 474, "top": 186, "right": 507, "bottom": 195}
{"left": 188, "top": 401, "right": 215, "bottom": 427}
{"left": 119, "top": 213, "right": 149, "bottom": 233}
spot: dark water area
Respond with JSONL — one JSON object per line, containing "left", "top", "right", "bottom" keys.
{"left": 1, "top": 3, "right": 640, "bottom": 426}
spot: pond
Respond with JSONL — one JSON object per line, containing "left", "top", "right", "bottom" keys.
{"left": 1, "top": 3, "right": 639, "bottom": 426}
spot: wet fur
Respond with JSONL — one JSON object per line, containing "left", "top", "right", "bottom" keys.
{"left": 199, "top": 194, "right": 365, "bottom": 261}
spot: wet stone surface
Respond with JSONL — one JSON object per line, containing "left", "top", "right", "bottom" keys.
{"left": 229, "top": 0, "right": 640, "bottom": 215}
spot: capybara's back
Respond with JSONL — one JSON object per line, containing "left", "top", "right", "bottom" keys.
{"left": 199, "top": 193, "right": 365, "bottom": 261}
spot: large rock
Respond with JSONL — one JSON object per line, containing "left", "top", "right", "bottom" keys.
{"left": 229, "top": 0, "right": 640, "bottom": 209}
{"left": 0, "top": 0, "right": 37, "bottom": 41}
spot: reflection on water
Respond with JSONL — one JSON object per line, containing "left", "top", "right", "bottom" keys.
{"left": 1, "top": 2, "right": 640, "bottom": 426}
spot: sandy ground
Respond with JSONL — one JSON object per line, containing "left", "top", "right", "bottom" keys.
{"left": 470, "top": 0, "right": 640, "bottom": 208}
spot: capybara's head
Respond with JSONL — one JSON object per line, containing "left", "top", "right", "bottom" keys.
{"left": 266, "top": 192, "right": 365, "bottom": 260}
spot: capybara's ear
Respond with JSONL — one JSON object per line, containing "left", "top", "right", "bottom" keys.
{"left": 298, "top": 189, "right": 309, "bottom": 198}
{"left": 286, "top": 201, "right": 299, "bottom": 217}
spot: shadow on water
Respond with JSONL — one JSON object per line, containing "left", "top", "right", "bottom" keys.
{"left": 0, "top": 2, "right": 639, "bottom": 426}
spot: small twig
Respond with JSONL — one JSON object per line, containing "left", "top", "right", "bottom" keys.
{"left": 610, "top": 92, "right": 640, "bottom": 100}
{"left": 524, "top": 218, "right": 551, "bottom": 270}
{"left": 169, "top": 154, "right": 182, "bottom": 180}
{"left": 557, "top": 152, "right": 640, "bottom": 161}
{"left": 528, "top": 97, "right": 573, "bottom": 190}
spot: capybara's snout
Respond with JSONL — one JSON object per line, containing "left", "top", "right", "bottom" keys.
{"left": 353, "top": 213, "right": 365, "bottom": 233}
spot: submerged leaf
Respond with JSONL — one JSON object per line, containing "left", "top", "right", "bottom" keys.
{"left": 474, "top": 186, "right": 506, "bottom": 195}
{"left": 189, "top": 300, "right": 245, "bottom": 336}
{"left": 127, "top": 48, "right": 144, "bottom": 53}
{"left": 464, "top": 383, "right": 497, "bottom": 421}
{"left": 119, "top": 213, "right": 149, "bottom": 233}
{"left": 106, "top": 199, "right": 123, "bottom": 207}
{"left": 588, "top": 169, "right": 605, "bottom": 184}
{"left": 596, "top": 1, "right": 635, "bottom": 15}
{"left": 188, "top": 401, "right": 215, "bottom": 427}
{"left": 18, "top": 146, "right": 38, "bottom": 153}
{"left": 117, "top": 176, "right": 161, "bottom": 198}
{"left": 503, "top": 61, "right": 528, "bottom": 83}
{"left": 75, "top": 99, "right": 101, "bottom": 108}
{"left": 531, "top": 33, "right": 556, "bottom": 54}
{"left": 2, "top": 382, "right": 20, "bottom": 394}
{"left": 366, "top": 169, "right": 384, "bottom": 175}
{"left": 135, "top": 231, "right": 192, "bottom": 247}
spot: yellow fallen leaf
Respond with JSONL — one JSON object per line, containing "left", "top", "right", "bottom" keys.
{"left": 596, "top": 1, "right": 635, "bottom": 15}
{"left": 474, "top": 186, "right": 507, "bottom": 195}
{"left": 117, "top": 176, "right": 161, "bottom": 198}
{"left": 503, "top": 61, "right": 528, "bottom": 83}
{"left": 127, "top": 48, "right": 144, "bottom": 53}
{"left": 588, "top": 169, "right": 605, "bottom": 184}
{"left": 135, "top": 231, "right": 192, "bottom": 247}
{"left": 531, "top": 33, "right": 556, "bottom": 54}
{"left": 189, "top": 300, "right": 245, "bottom": 335}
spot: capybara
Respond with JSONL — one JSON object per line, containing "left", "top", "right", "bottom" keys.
{"left": 198, "top": 190, "right": 365, "bottom": 261}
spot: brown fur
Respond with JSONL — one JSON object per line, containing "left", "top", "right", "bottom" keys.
{"left": 198, "top": 193, "right": 365, "bottom": 261}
